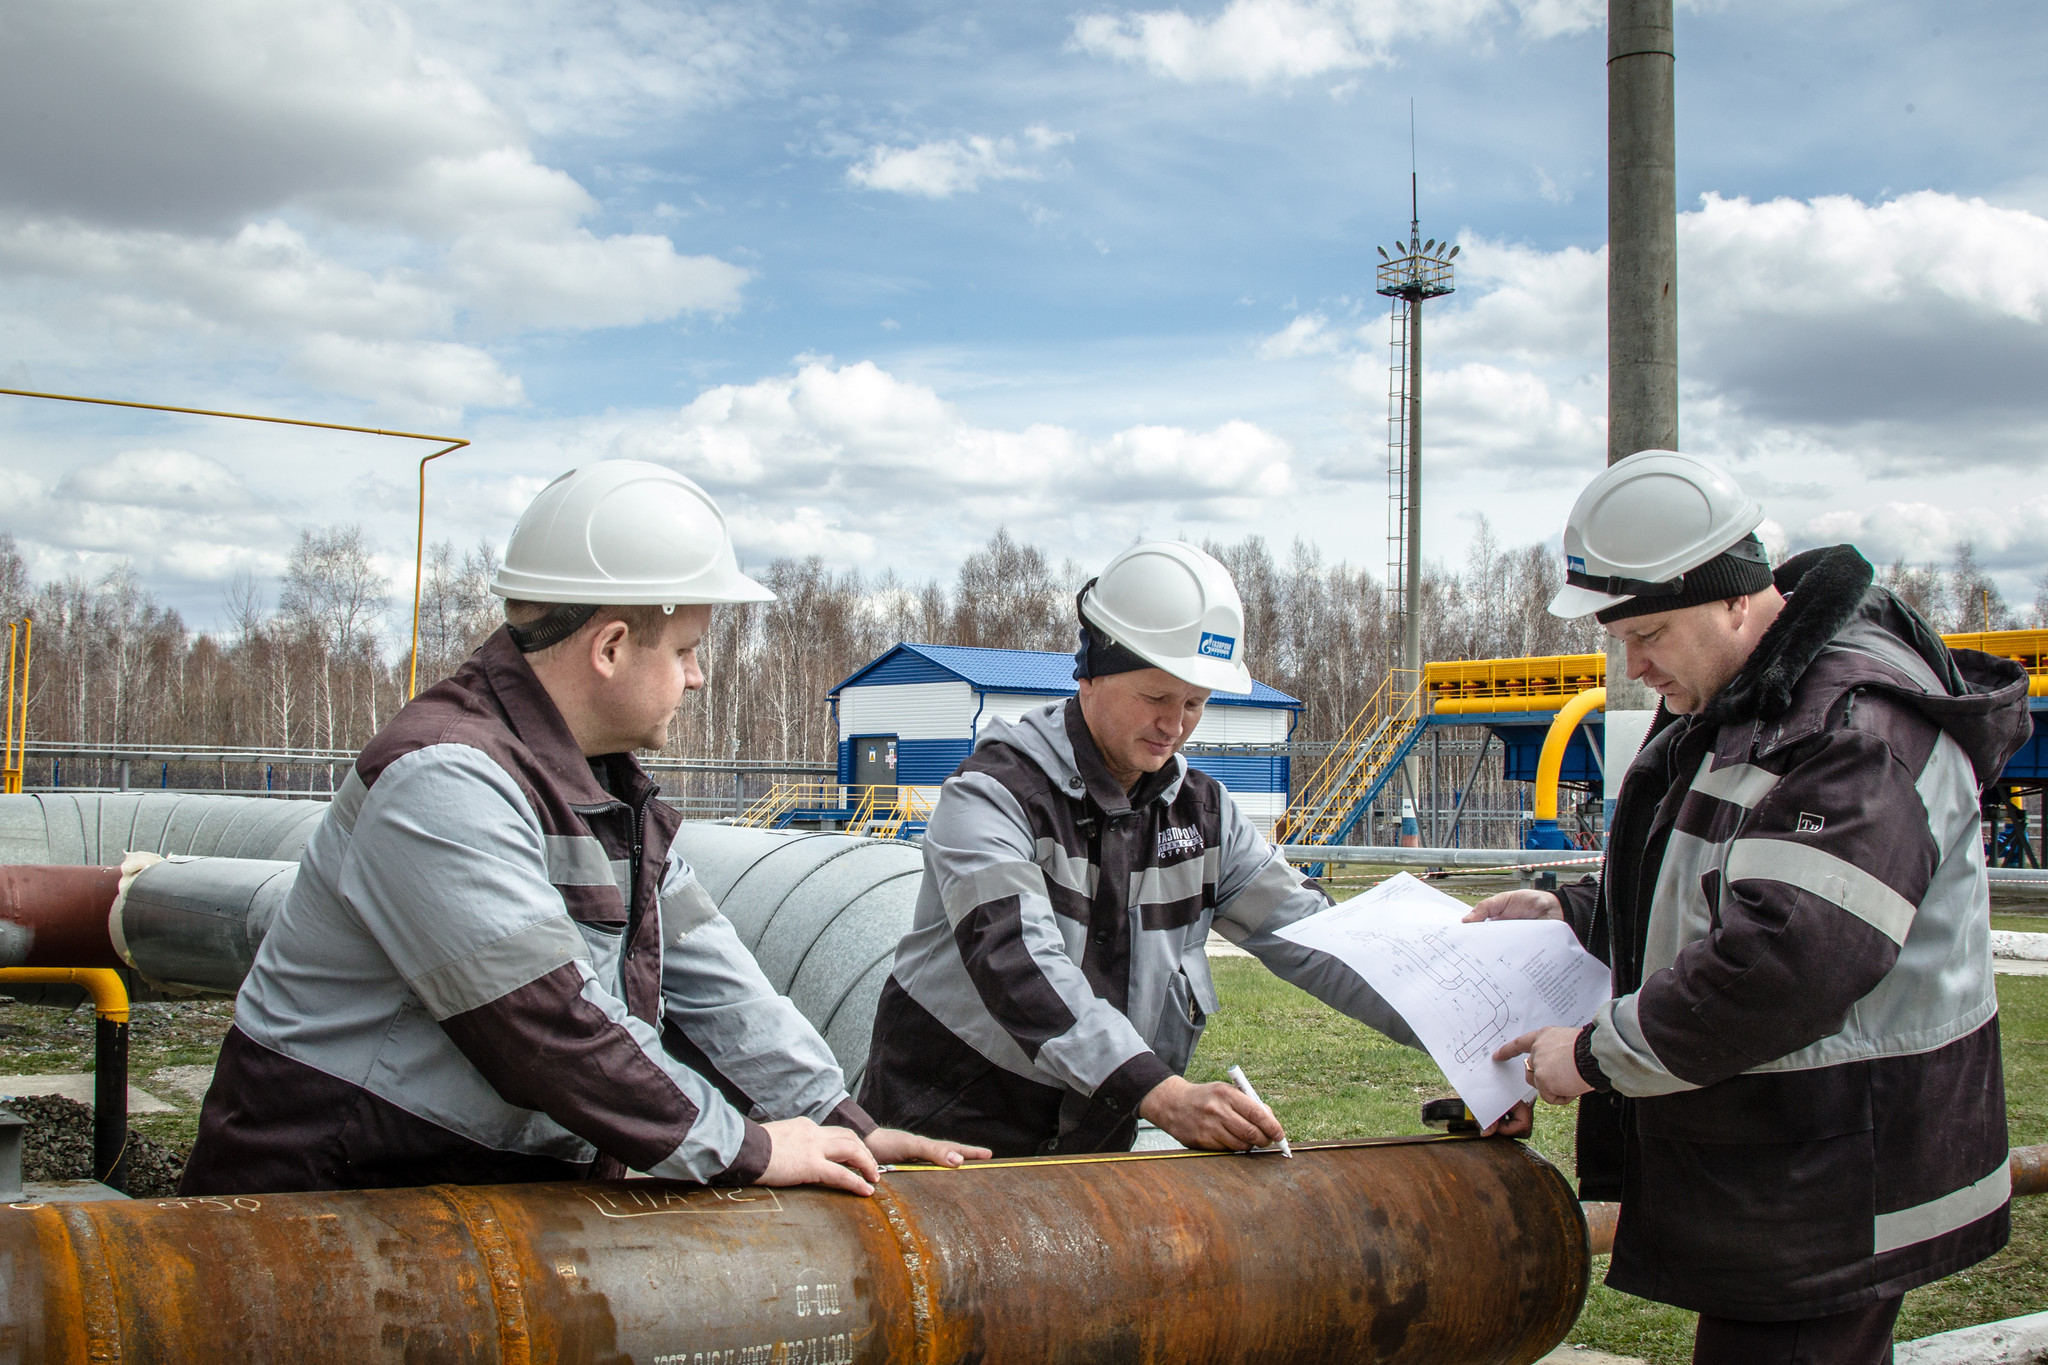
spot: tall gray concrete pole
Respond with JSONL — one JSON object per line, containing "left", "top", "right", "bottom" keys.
{"left": 1608, "top": 0, "right": 1677, "bottom": 465}
{"left": 1603, "top": 0, "right": 1673, "bottom": 718}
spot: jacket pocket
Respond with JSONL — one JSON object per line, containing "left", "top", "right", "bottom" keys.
{"left": 1153, "top": 967, "right": 1208, "bottom": 1075}
{"left": 574, "top": 919, "right": 627, "bottom": 995}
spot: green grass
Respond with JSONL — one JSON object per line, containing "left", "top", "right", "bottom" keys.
{"left": 1189, "top": 957, "right": 2048, "bottom": 1364}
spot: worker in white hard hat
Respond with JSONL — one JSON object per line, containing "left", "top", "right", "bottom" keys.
{"left": 184, "top": 461, "right": 987, "bottom": 1197}
{"left": 858, "top": 540, "right": 1441, "bottom": 1156}
{"left": 1468, "top": 450, "right": 2029, "bottom": 1364}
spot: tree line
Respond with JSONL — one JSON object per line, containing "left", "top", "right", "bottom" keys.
{"left": 1, "top": 526, "right": 2040, "bottom": 795}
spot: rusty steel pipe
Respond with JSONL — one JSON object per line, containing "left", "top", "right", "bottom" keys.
{"left": 0, "top": 1136, "right": 1586, "bottom": 1365}
{"left": 0, "top": 865, "right": 122, "bottom": 969}
{"left": 1580, "top": 1144, "right": 2048, "bottom": 1257}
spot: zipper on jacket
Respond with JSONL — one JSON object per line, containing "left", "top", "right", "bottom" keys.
{"left": 625, "top": 789, "right": 651, "bottom": 959}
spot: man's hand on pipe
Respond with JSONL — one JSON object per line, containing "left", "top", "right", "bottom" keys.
{"left": 1494, "top": 1027, "right": 1592, "bottom": 1106}
{"left": 758, "top": 1116, "right": 881, "bottom": 1195}
{"left": 1140, "top": 1074, "right": 1286, "bottom": 1151}
{"left": 863, "top": 1127, "right": 992, "bottom": 1168}
{"left": 1462, "top": 890, "right": 1564, "bottom": 923}
{"left": 1483, "top": 1100, "right": 1535, "bottom": 1138}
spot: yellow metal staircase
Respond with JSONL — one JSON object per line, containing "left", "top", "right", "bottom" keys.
{"left": 1273, "top": 672, "right": 1423, "bottom": 846}
{"left": 735, "top": 780, "right": 930, "bottom": 841}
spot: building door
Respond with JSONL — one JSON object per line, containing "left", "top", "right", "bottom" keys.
{"left": 853, "top": 736, "right": 898, "bottom": 801}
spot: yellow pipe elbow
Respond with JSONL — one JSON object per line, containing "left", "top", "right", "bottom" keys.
{"left": 1533, "top": 687, "right": 1607, "bottom": 822}
{"left": 0, "top": 967, "right": 130, "bottom": 1022}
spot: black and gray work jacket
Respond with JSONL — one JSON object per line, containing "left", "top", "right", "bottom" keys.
{"left": 1562, "top": 545, "right": 2031, "bottom": 1320}
{"left": 859, "top": 697, "right": 1415, "bottom": 1155}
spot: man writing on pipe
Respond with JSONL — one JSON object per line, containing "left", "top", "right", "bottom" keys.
{"left": 184, "top": 461, "right": 985, "bottom": 1196}
{"left": 858, "top": 540, "right": 1491, "bottom": 1155}
{"left": 1473, "top": 451, "right": 2028, "bottom": 1365}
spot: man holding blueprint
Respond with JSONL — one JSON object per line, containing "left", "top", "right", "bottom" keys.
{"left": 1468, "top": 452, "right": 2030, "bottom": 1365}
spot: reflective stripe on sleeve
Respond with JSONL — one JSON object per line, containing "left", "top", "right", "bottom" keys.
{"left": 1724, "top": 838, "right": 1918, "bottom": 945}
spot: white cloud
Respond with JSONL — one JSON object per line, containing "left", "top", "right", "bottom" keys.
{"left": 290, "top": 336, "right": 525, "bottom": 418}
{"left": 451, "top": 229, "right": 750, "bottom": 328}
{"left": 847, "top": 136, "right": 1043, "bottom": 199}
{"left": 1258, "top": 313, "right": 1338, "bottom": 359}
{"left": 0, "top": 0, "right": 754, "bottom": 420}
{"left": 401, "top": 0, "right": 810, "bottom": 141}
{"left": 1802, "top": 497, "right": 2048, "bottom": 575}
{"left": 1070, "top": 0, "right": 1599, "bottom": 87}
{"left": 58, "top": 450, "right": 258, "bottom": 512}
{"left": 7, "top": 450, "right": 297, "bottom": 590}
{"left": 608, "top": 358, "right": 1299, "bottom": 563}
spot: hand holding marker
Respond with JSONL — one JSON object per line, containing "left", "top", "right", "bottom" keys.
{"left": 1227, "top": 1065, "right": 1293, "bottom": 1158}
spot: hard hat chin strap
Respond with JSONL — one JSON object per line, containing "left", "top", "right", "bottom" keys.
{"left": 1588, "top": 535, "right": 1775, "bottom": 625}
{"left": 507, "top": 602, "right": 601, "bottom": 654}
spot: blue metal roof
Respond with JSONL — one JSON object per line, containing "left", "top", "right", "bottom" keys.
{"left": 830, "top": 642, "right": 1301, "bottom": 709}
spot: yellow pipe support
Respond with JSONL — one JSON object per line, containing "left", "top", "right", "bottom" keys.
{"left": 1433, "top": 693, "right": 1602, "bottom": 714}
{"left": 1533, "top": 687, "right": 1606, "bottom": 822}
{"left": 0, "top": 967, "right": 129, "bottom": 1022}
{"left": 0, "top": 387, "right": 467, "bottom": 703}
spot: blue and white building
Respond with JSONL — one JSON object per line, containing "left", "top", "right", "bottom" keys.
{"left": 829, "top": 643, "right": 1302, "bottom": 835}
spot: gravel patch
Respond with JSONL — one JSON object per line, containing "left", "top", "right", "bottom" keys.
{"left": 2, "top": 1093, "right": 190, "bottom": 1198}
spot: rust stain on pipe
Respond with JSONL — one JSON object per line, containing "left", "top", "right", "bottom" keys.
{"left": 0, "top": 865, "right": 122, "bottom": 969}
{"left": 0, "top": 1136, "right": 1586, "bottom": 1365}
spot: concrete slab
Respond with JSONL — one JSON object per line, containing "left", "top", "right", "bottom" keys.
{"left": 1537, "top": 1349, "right": 1646, "bottom": 1365}
{"left": 10, "top": 1180, "right": 130, "bottom": 1205}
{"left": 1996, "top": 959, "right": 2048, "bottom": 976}
{"left": 148, "top": 1064, "right": 217, "bottom": 1105}
{"left": 0, "top": 1075, "right": 177, "bottom": 1114}
{"left": 1895, "top": 1309, "right": 2048, "bottom": 1364}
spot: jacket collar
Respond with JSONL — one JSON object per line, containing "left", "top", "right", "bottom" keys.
{"left": 469, "top": 627, "right": 639, "bottom": 812}
{"left": 1697, "top": 545, "right": 2031, "bottom": 777}
{"left": 1700, "top": 544, "right": 1875, "bottom": 730}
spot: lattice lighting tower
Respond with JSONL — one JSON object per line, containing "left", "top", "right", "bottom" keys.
{"left": 1376, "top": 177, "right": 1457, "bottom": 697}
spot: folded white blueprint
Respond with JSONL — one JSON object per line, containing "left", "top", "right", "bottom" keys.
{"left": 1275, "top": 872, "right": 1613, "bottom": 1131}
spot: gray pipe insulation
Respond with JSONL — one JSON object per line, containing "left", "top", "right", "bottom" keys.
{"left": 0, "top": 793, "right": 918, "bottom": 1082}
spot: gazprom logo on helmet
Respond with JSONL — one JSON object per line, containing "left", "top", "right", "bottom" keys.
{"left": 1197, "top": 632, "right": 1236, "bottom": 660}
{"left": 1566, "top": 555, "right": 1586, "bottom": 574}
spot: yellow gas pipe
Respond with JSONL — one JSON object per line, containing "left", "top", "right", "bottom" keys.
{"left": 1532, "top": 686, "right": 1607, "bottom": 822}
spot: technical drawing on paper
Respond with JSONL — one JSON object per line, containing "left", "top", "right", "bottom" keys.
{"left": 1378, "top": 930, "right": 1514, "bottom": 1064}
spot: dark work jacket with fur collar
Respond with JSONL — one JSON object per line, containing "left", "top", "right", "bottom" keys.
{"left": 1556, "top": 545, "right": 2031, "bottom": 1320}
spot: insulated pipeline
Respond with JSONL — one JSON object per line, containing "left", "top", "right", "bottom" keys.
{"left": 0, "top": 801, "right": 924, "bottom": 1083}
{"left": 0, "top": 792, "right": 326, "bottom": 867}
{"left": 0, "top": 1135, "right": 1589, "bottom": 1365}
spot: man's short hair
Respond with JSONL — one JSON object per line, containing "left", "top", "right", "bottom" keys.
{"left": 503, "top": 600, "right": 674, "bottom": 658}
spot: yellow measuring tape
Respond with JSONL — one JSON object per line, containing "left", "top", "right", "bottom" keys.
{"left": 880, "top": 1132, "right": 1469, "bottom": 1174}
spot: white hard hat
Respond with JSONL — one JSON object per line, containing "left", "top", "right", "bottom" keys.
{"left": 489, "top": 460, "right": 774, "bottom": 607}
{"left": 1080, "top": 541, "right": 1253, "bottom": 694}
{"left": 1547, "top": 450, "right": 1765, "bottom": 620}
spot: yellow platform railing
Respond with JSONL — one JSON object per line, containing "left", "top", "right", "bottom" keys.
{"left": 1274, "top": 671, "right": 1423, "bottom": 846}
{"left": 735, "top": 782, "right": 849, "bottom": 829}
{"left": 1277, "top": 626, "right": 2048, "bottom": 847}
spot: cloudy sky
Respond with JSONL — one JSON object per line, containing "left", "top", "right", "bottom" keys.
{"left": 2, "top": 0, "right": 2045, "bottom": 634}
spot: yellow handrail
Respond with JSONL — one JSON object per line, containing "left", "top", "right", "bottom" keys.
{"left": 0, "top": 387, "right": 466, "bottom": 700}
{"left": 1533, "top": 688, "right": 1606, "bottom": 821}
{"left": 0, "top": 967, "right": 130, "bottom": 1022}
